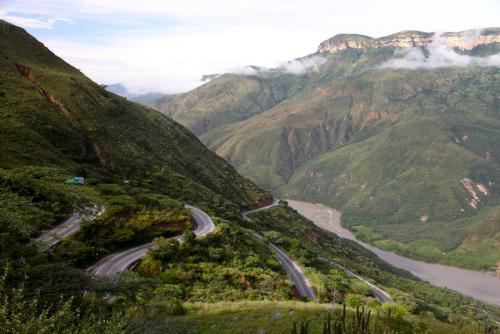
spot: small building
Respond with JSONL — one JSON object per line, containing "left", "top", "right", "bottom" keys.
{"left": 65, "top": 176, "right": 85, "bottom": 184}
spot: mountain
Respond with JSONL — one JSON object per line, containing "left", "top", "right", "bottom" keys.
{"left": 2, "top": 20, "right": 500, "bottom": 333}
{"left": 0, "top": 19, "right": 267, "bottom": 207}
{"left": 317, "top": 28, "right": 500, "bottom": 54}
{"left": 131, "top": 91, "right": 165, "bottom": 105}
{"left": 201, "top": 73, "right": 221, "bottom": 82}
{"left": 152, "top": 28, "right": 500, "bottom": 271}
{"left": 104, "top": 83, "right": 165, "bottom": 106}
{"left": 103, "top": 83, "right": 129, "bottom": 96}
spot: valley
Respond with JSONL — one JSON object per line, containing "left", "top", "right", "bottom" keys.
{"left": 153, "top": 28, "right": 500, "bottom": 273}
{"left": 288, "top": 200, "right": 500, "bottom": 306}
{"left": 1, "top": 14, "right": 500, "bottom": 334}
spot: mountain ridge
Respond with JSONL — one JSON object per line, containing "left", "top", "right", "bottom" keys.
{"left": 3, "top": 19, "right": 500, "bottom": 333}
{"left": 318, "top": 27, "right": 500, "bottom": 54}
{"left": 0, "top": 19, "right": 267, "bottom": 207}
{"left": 152, "top": 27, "right": 500, "bottom": 272}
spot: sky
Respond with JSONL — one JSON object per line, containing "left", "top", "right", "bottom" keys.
{"left": 1, "top": 0, "right": 499, "bottom": 94}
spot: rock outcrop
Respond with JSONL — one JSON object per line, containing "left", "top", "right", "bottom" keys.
{"left": 318, "top": 28, "right": 500, "bottom": 53}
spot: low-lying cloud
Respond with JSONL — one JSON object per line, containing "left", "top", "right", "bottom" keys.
{"left": 227, "top": 55, "right": 326, "bottom": 76}
{"left": 278, "top": 55, "right": 326, "bottom": 74}
{"left": 381, "top": 33, "right": 500, "bottom": 69}
{"left": 227, "top": 65, "right": 268, "bottom": 76}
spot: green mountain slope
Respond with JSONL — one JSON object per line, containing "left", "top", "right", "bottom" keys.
{"left": 0, "top": 20, "right": 266, "bottom": 207}
{"left": 153, "top": 29, "right": 500, "bottom": 271}
{"left": 152, "top": 72, "right": 297, "bottom": 135}
{"left": 2, "top": 21, "right": 500, "bottom": 332}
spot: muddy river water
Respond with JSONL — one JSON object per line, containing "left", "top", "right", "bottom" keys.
{"left": 288, "top": 200, "right": 500, "bottom": 306}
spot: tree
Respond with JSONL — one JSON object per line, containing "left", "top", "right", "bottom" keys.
{"left": 345, "top": 293, "right": 365, "bottom": 308}
{"left": 150, "top": 237, "right": 181, "bottom": 262}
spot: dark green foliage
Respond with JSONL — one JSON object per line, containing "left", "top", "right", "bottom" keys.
{"left": 292, "top": 320, "right": 310, "bottom": 334}
{"left": 136, "top": 221, "right": 294, "bottom": 302}
{"left": 0, "top": 19, "right": 273, "bottom": 333}
{"left": 1, "top": 18, "right": 500, "bottom": 334}
{"left": 293, "top": 306, "right": 389, "bottom": 334}
{"left": 0, "top": 266, "right": 125, "bottom": 333}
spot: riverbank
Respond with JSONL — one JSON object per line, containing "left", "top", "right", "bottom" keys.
{"left": 288, "top": 200, "right": 500, "bottom": 306}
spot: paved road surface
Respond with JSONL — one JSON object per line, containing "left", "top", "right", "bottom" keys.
{"left": 243, "top": 198, "right": 390, "bottom": 303}
{"left": 243, "top": 200, "right": 318, "bottom": 301}
{"left": 318, "top": 256, "right": 393, "bottom": 304}
{"left": 35, "top": 206, "right": 103, "bottom": 249}
{"left": 88, "top": 204, "right": 215, "bottom": 277}
{"left": 242, "top": 198, "right": 280, "bottom": 221}
{"left": 288, "top": 200, "right": 500, "bottom": 306}
{"left": 341, "top": 264, "right": 393, "bottom": 303}
{"left": 269, "top": 242, "right": 318, "bottom": 301}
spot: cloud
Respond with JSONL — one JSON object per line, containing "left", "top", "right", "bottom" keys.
{"left": 278, "top": 55, "right": 326, "bottom": 74}
{"left": 225, "top": 65, "right": 266, "bottom": 76}
{"left": 381, "top": 32, "right": 500, "bottom": 69}
{"left": 3, "top": 0, "right": 500, "bottom": 93}
{"left": 41, "top": 25, "right": 323, "bottom": 94}
{"left": 0, "top": 11, "right": 70, "bottom": 29}
{"left": 225, "top": 55, "right": 326, "bottom": 77}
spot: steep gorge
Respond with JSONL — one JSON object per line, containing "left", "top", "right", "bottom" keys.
{"left": 153, "top": 28, "right": 500, "bottom": 271}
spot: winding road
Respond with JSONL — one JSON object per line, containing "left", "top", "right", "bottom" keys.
{"left": 35, "top": 205, "right": 104, "bottom": 249}
{"left": 242, "top": 198, "right": 280, "bottom": 221}
{"left": 244, "top": 199, "right": 392, "bottom": 303}
{"left": 269, "top": 242, "right": 318, "bottom": 301}
{"left": 88, "top": 204, "right": 215, "bottom": 277}
{"left": 243, "top": 200, "right": 318, "bottom": 302}
{"left": 318, "top": 257, "right": 393, "bottom": 304}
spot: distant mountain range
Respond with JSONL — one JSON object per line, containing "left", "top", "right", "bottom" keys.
{"left": 104, "top": 83, "right": 165, "bottom": 106}
{"left": 151, "top": 28, "right": 500, "bottom": 272}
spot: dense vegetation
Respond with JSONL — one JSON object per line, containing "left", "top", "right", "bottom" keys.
{"left": 0, "top": 19, "right": 267, "bottom": 332}
{"left": 153, "top": 31, "right": 500, "bottom": 270}
{"left": 1, "top": 19, "right": 499, "bottom": 333}
{"left": 126, "top": 301, "right": 498, "bottom": 333}
{"left": 0, "top": 20, "right": 267, "bottom": 208}
{"left": 121, "top": 201, "right": 500, "bottom": 333}
{"left": 247, "top": 202, "right": 500, "bottom": 324}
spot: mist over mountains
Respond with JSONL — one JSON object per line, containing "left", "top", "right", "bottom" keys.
{"left": 2, "top": 6, "right": 500, "bottom": 329}
{"left": 381, "top": 32, "right": 500, "bottom": 69}
{"left": 151, "top": 27, "right": 500, "bottom": 272}
{"left": 104, "top": 83, "right": 164, "bottom": 105}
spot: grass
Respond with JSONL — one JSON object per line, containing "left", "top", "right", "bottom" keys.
{"left": 126, "top": 300, "right": 494, "bottom": 334}
{"left": 0, "top": 19, "right": 272, "bottom": 332}
{"left": 244, "top": 202, "right": 500, "bottom": 326}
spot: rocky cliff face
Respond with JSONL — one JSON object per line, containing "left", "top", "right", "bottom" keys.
{"left": 318, "top": 28, "right": 500, "bottom": 53}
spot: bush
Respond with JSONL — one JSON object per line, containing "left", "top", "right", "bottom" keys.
{"left": 345, "top": 294, "right": 365, "bottom": 308}
{"left": 380, "top": 303, "right": 409, "bottom": 318}
{"left": 0, "top": 266, "right": 124, "bottom": 333}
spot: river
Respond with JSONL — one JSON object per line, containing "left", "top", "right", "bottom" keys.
{"left": 287, "top": 200, "right": 500, "bottom": 306}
